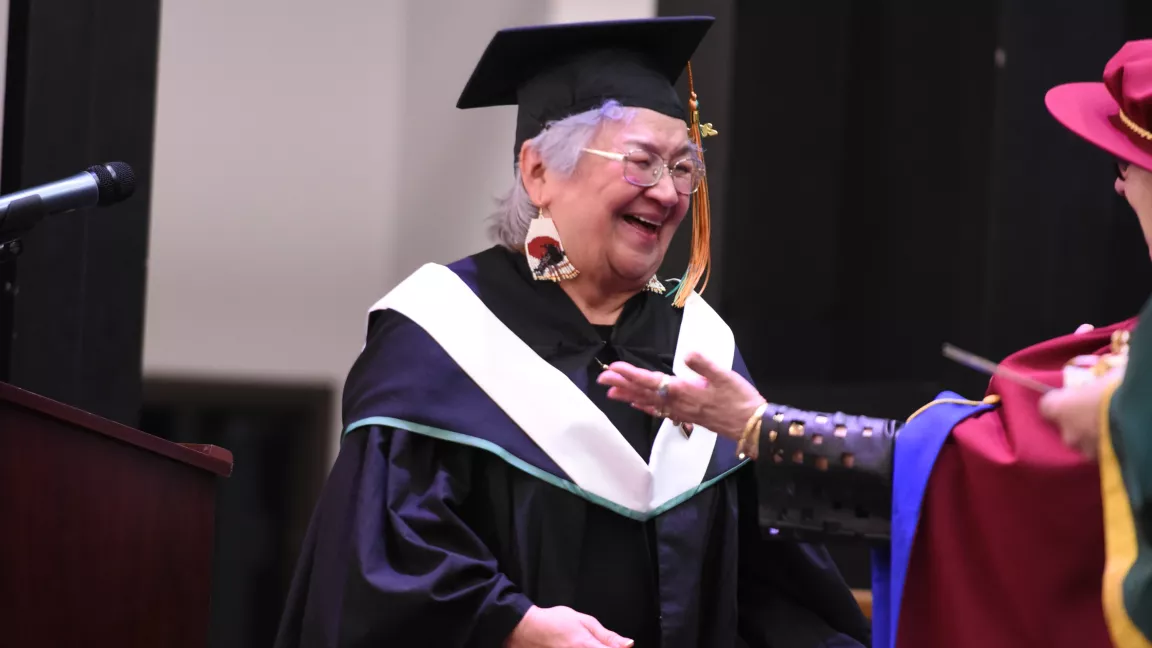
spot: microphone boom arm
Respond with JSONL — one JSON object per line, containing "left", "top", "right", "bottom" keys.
{"left": 0, "top": 194, "right": 49, "bottom": 241}
{"left": 0, "top": 195, "right": 49, "bottom": 263}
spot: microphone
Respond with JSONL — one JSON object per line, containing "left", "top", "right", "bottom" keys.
{"left": 0, "top": 161, "right": 137, "bottom": 244}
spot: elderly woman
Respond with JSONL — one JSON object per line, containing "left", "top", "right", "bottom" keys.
{"left": 274, "top": 16, "right": 869, "bottom": 648}
{"left": 600, "top": 39, "right": 1152, "bottom": 648}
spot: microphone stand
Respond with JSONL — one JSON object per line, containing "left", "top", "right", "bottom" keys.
{"left": 0, "top": 195, "right": 49, "bottom": 382}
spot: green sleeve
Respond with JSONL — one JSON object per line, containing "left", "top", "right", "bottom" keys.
{"left": 1107, "top": 294, "right": 1152, "bottom": 644}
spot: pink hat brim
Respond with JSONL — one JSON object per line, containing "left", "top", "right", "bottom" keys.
{"left": 1046, "top": 81, "right": 1152, "bottom": 171}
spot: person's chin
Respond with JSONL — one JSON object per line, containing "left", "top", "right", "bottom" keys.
{"left": 608, "top": 249, "right": 662, "bottom": 284}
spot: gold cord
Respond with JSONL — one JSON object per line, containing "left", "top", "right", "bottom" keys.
{"left": 906, "top": 395, "right": 1001, "bottom": 424}
{"left": 1119, "top": 109, "right": 1152, "bottom": 140}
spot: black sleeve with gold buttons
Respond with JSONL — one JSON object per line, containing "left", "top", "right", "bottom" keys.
{"left": 754, "top": 404, "right": 902, "bottom": 544}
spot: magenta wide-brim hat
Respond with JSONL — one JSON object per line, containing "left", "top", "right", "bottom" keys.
{"left": 1046, "top": 82, "right": 1152, "bottom": 172}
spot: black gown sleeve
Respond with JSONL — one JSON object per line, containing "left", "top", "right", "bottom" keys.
{"left": 755, "top": 404, "right": 901, "bottom": 543}
{"left": 273, "top": 425, "right": 532, "bottom": 648}
{"left": 736, "top": 465, "right": 872, "bottom": 647}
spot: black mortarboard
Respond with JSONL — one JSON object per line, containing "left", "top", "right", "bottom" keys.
{"left": 457, "top": 16, "right": 715, "bottom": 164}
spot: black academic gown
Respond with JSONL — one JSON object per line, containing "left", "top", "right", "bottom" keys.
{"left": 273, "top": 246, "right": 869, "bottom": 648}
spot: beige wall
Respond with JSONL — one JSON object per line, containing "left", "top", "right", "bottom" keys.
{"left": 550, "top": 0, "right": 657, "bottom": 23}
{"left": 146, "top": 0, "right": 408, "bottom": 387}
{"left": 143, "top": 0, "right": 657, "bottom": 442}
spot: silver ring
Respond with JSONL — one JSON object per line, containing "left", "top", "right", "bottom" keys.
{"left": 656, "top": 375, "right": 671, "bottom": 400}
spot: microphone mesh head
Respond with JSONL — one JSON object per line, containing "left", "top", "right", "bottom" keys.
{"left": 88, "top": 161, "right": 137, "bottom": 206}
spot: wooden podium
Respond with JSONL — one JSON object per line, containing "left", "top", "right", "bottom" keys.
{"left": 0, "top": 380, "right": 232, "bottom": 647}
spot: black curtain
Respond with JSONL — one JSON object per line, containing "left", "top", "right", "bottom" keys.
{"left": 658, "top": 0, "right": 1152, "bottom": 420}
{"left": 693, "top": 0, "right": 1150, "bottom": 405}
{"left": 720, "top": 2, "right": 1003, "bottom": 416}
{"left": 0, "top": 0, "right": 158, "bottom": 426}
{"left": 978, "top": 0, "right": 1148, "bottom": 361}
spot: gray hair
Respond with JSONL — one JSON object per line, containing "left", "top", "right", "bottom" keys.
{"left": 488, "top": 100, "right": 635, "bottom": 249}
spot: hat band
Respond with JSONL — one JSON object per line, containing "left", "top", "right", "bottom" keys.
{"left": 1119, "top": 108, "right": 1152, "bottom": 141}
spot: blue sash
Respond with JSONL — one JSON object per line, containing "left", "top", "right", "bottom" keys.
{"left": 870, "top": 392, "right": 998, "bottom": 648}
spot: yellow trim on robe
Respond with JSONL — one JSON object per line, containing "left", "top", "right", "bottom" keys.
{"left": 905, "top": 394, "right": 1001, "bottom": 424}
{"left": 1099, "top": 378, "right": 1152, "bottom": 648}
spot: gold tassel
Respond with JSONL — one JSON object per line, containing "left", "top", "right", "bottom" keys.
{"left": 671, "top": 61, "right": 713, "bottom": 309}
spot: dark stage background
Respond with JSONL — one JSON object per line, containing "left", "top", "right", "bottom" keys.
{"left": 2, "top": 0, "right": 1151, "bottom": 639}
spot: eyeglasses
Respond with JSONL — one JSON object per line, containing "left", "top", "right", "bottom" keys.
{"left": 582, "top": 148, "right": 705, "bottom": 195}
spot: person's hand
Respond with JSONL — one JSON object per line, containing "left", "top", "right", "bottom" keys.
{"left": 504, "top": 606, "right": 633, "bottom": 648}
{"left": 596, "top": 351, "right": 766, "bottom": 441}
{"left": 1039, "top": 365, "right": 1124, "bottom": 459}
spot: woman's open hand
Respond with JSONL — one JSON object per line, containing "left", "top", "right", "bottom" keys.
{"left": 505, "top": 606, "right": 633, "bottom": 648}
{"left": 597, "top": 351, "right": 766, "bottom": 440}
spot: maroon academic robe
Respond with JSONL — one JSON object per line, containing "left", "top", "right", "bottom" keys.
{"left": 898, "top": 317, "right": 1139, "bottom": 647}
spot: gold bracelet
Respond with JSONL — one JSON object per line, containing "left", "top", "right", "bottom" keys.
{"left": 746, "top": 418, "right": 763, "bottom": 461}
{"left": 737, "top": 401, "right": 769, "bottom": 460}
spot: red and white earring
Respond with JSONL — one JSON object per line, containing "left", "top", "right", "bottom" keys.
{"left": 525, "top": 206, "right": 578, "bottom": 282}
